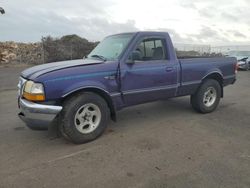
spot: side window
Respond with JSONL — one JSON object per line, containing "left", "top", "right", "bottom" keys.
{"left": 134, "top": 38, "right": 167, "bottom": 61}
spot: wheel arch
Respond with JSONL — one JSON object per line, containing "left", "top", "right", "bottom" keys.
{"left": 62, "top": 87, "right": 117, "bottom": 121}
{"left": 201, "top": 72, "right": 224, "bottom": 97}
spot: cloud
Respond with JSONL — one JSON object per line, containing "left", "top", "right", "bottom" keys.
{"left": 227, "top": 30, "right": 247, "bottom": 38}
{"left": 178, "top": 1, "right": 197, "bottom": 9}
{"left": 0, "top": 0, "right": 137, "bottom": 42}
{"left": 0, "top": 0, "right": 250, "bottom": 45}
{"left": 221, "top": 12, "right": 239, "bottom": 22}
{"left": 186, "top": 26, "right": 231, "bottom": 44}
{"left": 75, "top": 18, "right": 138, "bottom": 40}
{"left": 198, "top": 7, "right": 217, "bottom": 18}
{"left": 156, "top": 28, "right": 195, "bottom": 43}
{"left": 198, "top": 26, "right": 218, "bottom": 38}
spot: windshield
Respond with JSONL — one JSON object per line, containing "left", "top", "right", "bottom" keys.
{"left": 228, "top": 51, "right": 250, "bottom": 57}
{"left": 88, "top": 33, "right": 134, "bottom": 61}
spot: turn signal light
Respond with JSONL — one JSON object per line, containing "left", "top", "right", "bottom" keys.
{"left": 23, "top": 92, "right": 45, "bottom": 101}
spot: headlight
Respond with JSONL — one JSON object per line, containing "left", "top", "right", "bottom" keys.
{"left": 23, "top": 81, "right": 45, "bottom": 101}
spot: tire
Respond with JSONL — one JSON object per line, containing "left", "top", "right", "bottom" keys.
{"left": 190, "top": 79, "right": 221, "bottom": 113}
{"left": 59, "top": 92, "right": 109, "bottom": 144}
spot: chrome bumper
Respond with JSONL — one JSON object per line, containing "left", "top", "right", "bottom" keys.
{"left": 18, "top": 98, "right": 62, "bottom": 130}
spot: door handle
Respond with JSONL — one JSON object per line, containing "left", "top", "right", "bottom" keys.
{"left": 104, "top": 74, "right": 116, "bottom": 80}
{"left": 165, "top": 67, "right": 174, "bottom": 72}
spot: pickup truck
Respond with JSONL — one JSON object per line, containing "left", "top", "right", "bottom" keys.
{"left": 18, "top": 31, "right": 237, "bottom": 144}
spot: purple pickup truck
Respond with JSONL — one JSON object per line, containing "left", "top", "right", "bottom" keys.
{"left": 18, "top": 31, "right": 237, "bottom": 144}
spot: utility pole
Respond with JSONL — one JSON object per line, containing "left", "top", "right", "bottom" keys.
{"left": 0, "top": 7, "right": 5, "bottom": 14}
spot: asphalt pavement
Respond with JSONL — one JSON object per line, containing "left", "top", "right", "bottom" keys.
{"left": 0, "top": 66, "right": 250, "bottom": 188}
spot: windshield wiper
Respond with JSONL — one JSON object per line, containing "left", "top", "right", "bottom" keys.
{"left": 89, "top": 54, "right": 107, "bottom": 61}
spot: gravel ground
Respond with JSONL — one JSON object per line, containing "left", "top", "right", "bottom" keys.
{"left": 0, "top": 67, "right": 249, "bottom": 188}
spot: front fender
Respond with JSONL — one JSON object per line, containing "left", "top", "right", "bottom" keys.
{"left": 61, "top": 80, "right": 110, "bottom": 98}
{"left": 59, "top": 81, "right": 118, "bottom": 122}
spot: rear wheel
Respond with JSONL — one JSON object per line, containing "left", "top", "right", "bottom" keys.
{"left": 59, "top": 92, "right": 109, "bottom": 144}
{"left": 191, "top": 79, "right": 221, "bottom": 113}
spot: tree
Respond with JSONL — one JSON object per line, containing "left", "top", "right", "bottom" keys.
{"left": 0, "top": 7, "right": 5, "bottom": 14}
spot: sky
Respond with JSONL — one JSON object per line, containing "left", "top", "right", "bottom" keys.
{"left": 0, "top": 0, "right": 250, "bottom": 45}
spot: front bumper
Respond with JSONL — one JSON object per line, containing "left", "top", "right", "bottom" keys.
{"left": 18, "top": 98, "right": 62, "bottom": 130}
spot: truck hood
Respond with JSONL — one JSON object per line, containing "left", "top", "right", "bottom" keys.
{"left": 21, "top": 58, "right": 103, "bottom": 79}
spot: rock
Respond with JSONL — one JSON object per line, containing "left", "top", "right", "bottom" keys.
{"left": 0, "top": 34, "right": 98, "bottom": 65}
{"left": 0, "top": 42, "right": 43, "bottom": 64}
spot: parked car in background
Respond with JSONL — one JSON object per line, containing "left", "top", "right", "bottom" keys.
{"left": 18, "top": 31, "right": 237, "bottom": 144}
{"left": 227, "top": 51, "right": 250, "bottom": 70}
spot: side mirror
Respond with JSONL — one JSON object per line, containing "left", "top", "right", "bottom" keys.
{"left": 126, "top": 51, "right": 142, "bottom": 64}
{"left": 126, "top": 59, "right": 134, "bottom": 64}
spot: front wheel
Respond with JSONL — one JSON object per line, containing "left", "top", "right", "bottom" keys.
{"left": 191, "top": 79, "right": 221, "bottom": 113}
{"left": 59, "top": 92, "right": 109, "bottom": 144}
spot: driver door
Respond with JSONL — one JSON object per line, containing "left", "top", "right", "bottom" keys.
{"left": 120, "top": 37, "right": 178, "bottom": 106}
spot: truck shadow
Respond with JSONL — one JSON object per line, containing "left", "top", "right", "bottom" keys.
{"left": 107, "top": 96, "right": 194, "bottom": 131}
{"left": 119, "top": 97, "right": 192, "bottom": 118}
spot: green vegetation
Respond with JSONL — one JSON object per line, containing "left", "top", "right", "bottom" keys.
{"left": 42, "top": 34, "right": 98, "bottom": 63}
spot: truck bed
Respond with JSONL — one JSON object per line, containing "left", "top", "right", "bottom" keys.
{"left": 177, "top": 57, "right": 236, "bottom": 96}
